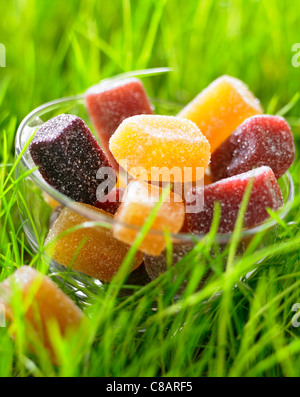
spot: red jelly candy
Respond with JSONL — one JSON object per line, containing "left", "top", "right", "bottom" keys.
{"left": 211, "top": 115, "right": 295, "bottom": 182}
{"left": 85, "top": 77, "right": 153, "bottom": 170}
{"left": 29, "top": 114, "right": 116, "bottom": 205}
{"left": 185, "top": 166, "right": 283, "bottom": 234}
{"left": 94, "top": 187, "right": 125, "bottom": 215}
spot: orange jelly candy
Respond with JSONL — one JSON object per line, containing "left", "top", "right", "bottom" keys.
{"left": 0, "top": 266, "right": 84, "bottom": 359}
{"left": 45, "top": 204, "right": 143, "bottom": 282}
{"left": 109, "top": 115, "right": 210, "bottom": 183}
{"left": 113, "top": 180, "right": 185, "bottom": 256}
{"left": 178, "top": 75, "right": 263, "bottom": 153}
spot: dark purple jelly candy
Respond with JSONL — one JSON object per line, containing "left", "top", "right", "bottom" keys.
{"left": 144, "top": 243, "right": 192, "bottom": 281}
{"left": 185, "top": 166, "right": 283, "bottom": 234}
{"left": 29, "top": 114, "right": 116, "bottom": 205}
{"left": 125, "top": 262, "right": 151, "bottom": 286}
{"left": 211, "top": 115, "right": 295, "bottom": 182}
{"left": 144, "top": 243, "right": 210, "bottom": 295}
{"left": 94, "top": 187, "right": 125, "bottom": 215}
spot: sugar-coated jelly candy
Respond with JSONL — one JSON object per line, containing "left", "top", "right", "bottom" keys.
{"left": 116, "top": 170, "right": 130, "bottom": 188}
{"left": 109, "top": 115, "right": 210, "bottom": 182}
{"left": 29, "top": 114, "right": 116, "bottom": 205}
{"left": 211, "top": 115, "right": 295, "bottom": 182}
{"left": 178, "top": 75, "right": 263, "bottom": 153}
{"left": 95, "top": 187, "right": 125, "bottom": 215}
{"left": 144, "top": 244, "right": 192, "bottom": 281}
{"left": 117, "top": 263, "right": 152, "bottom": 298}
{"left": 0, "top": 266, "right": 84, "bottom": 359}
{"left": 113, "top": 180, "right": 185, "bottom": 256}
{"left": 144, "top": 243, "right": 210, "bottom": 294}
{"left": 185, "top": 166, "right": 283, "bottom": 234}
{"left": 45, "top": 204, "right": 143, "bottom": 282}
{"left": 85, "top": 77, "right": 153, "bottom": 170}
{"left": 125, "top": 262, "right": 151, "bottom": 286}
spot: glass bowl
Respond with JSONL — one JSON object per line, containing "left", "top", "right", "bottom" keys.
{"left": 15, "top": 93, "right": 295, "bottom": 304}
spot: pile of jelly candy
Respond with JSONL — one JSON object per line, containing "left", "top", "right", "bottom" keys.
{"left": 28, "top": 75, "right": 295, "bottom": 282}
{"left": 0, "top": 266, "right": 85, "bottom": 363}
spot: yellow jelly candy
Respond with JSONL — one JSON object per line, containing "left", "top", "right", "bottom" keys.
{"left": 178, "top": 75, "right": 263, "bottom": 153}
{"left": 45, "top": 204, "right": 143, "bottom": 282}
{"left": 115, "top": 170, "right": 130, "bottom": 189}
{"left": 113, "top": 180, "right": 185, "bottom": 256}
{"left": 109, "top": 115, "right": 210, "bottom": 183}
{"left": 0, "top": 266, "right": 84, "bottom": 361}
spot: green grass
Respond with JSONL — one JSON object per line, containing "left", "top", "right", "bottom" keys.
{"left": 0, "top": 0, "right": 300, "bottom": 377}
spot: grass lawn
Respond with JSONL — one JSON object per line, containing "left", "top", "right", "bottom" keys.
{"left": 0, "top": 0, "right": 299, "bottom": 377}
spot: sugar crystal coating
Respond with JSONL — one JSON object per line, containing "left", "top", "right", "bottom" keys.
{"left": 45, "top": 203, "right": 143, "bottom": 282}
{"left": 29, "top": 114, "right": 116, "bottom": 205}
{"left": 113, "top": 179, "right": 185, "bottom": 256}
{"left": 0, "top": 266, "right": 84, "bottom": 361}
{"left": 178, "top": 75, "right": 263, "bottom": 153}
{"left": 85, "top": 77, "right": 153, "bottom": 170}
{"left": 211, "top": 115, "right": 295, "bottom": 181}
{"left": 109, "top": 115, "right": 211, "bottom": 182}
{"left": 185, "top": 166, "right": 283, "bottom": 234}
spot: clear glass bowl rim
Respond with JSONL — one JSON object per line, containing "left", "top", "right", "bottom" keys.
{"left": 15, "top": 94, "right": 295, "bottom": 245}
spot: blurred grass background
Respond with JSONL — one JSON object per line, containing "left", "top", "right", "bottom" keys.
{"left": 1, "top": 0, "right": 300, "bottom": 127}
{"left": 0, "top": 0, "right": 300, "bottom": 377}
